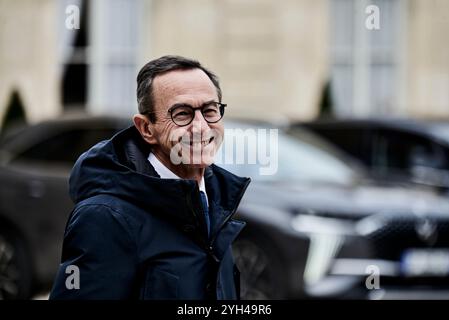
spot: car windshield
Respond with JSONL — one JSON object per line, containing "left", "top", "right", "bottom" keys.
{"left": 429, "top": 123, "right": 449, "bottom": 145}
{"left": 216, "top": 122, "right": 362, "bottom": 185}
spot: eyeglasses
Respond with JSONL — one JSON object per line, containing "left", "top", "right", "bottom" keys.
{"left": 145, "top": 101, "right": 226, "bottom": 127}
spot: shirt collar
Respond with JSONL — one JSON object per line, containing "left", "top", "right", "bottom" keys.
{"left": 148, "top": 152, "right": 207, "bottom": 196}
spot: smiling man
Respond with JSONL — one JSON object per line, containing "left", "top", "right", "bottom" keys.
{"left": 49, "top": 55, "right": 250, "bottom": 300}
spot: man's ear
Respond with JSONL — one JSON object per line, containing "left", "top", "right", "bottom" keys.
{"left": 133, "top": 114, "right": 158, "bottom": 144}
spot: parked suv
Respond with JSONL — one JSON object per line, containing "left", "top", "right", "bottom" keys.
{"left": 295, "top": 118, "right": 449, "bottom": 192}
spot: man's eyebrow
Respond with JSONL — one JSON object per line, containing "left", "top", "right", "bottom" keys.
{"left": 197, "top": 100, "right": 217, "bottom": 108}
{"left": 168, "top": 102, "right": 191, "bottom": 111}
{"left": 168, "top": 100, "right": 217, "bottom": 111}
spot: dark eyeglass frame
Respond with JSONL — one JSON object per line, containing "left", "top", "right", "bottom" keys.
{"left": 144, "top": 101, "right": 227, "bottom": 127}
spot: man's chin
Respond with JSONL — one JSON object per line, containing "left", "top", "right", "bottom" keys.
{"left": 186, "top": 157, "right": 215, "bottom": 168}
{"left": 186, "top": 163, "right": 209, "bottom": 169}
{"left": 178, "top": 146, "right": 216, "bottom": 167}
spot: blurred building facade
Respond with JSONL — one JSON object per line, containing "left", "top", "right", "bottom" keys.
{"left": 1, "top": 0, "right": 449, "bottom": 129}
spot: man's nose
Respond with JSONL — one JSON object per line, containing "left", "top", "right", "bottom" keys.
{"left": 191, "top": 109, "right": 208, "bottom": 131}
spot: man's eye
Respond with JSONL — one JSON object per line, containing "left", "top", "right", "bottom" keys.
{"left": 173, "top": 108, "right": 192, "bottom": 117}
{"left": 204, "top": 108, "right": 218, "bottom": 114}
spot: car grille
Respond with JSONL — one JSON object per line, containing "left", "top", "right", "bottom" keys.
{"left": 366, "top": 215, "right": 449, "bottom": 260}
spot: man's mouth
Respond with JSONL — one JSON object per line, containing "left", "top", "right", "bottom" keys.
{"left": 181, "top": 136, "right": 214, "bottom": 147}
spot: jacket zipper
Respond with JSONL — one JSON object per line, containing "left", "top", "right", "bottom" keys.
{"left": 186, "top": 178, "right": 251, "bottom": 262}
{"left": 208, "top": 178, "right": 251, "bottom": 249}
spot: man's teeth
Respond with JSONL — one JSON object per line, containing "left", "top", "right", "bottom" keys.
{"left": 197, "top": 140, "right": 210, "bottom": 146}
{"left": 182, "top": 139, "right": 212, "bottom": 146}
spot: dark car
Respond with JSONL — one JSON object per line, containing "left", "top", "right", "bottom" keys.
{"left": 293, "top": 118, "right": 449, "bottom": 192}
{"left": 224, "top": 122, "right": 449, "bottom": 299}
{"left": 0, "top": 115, "right": 131, "bottom": 299}
{"left": 1, "top": 116, "right": 449, "bottom": 300}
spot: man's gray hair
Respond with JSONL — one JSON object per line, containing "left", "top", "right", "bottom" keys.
{"left": 136, "top": 55, "right": 222, "bottom": 123}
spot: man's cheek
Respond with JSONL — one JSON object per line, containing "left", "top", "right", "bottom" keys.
{"left": 203, "top": 131, "right": 223, "bottom": 163}
{"left": 169, "top": 142, "right": 183, "bottom": 165}
{"left": 168, "top": 128, "right": 186, "bottom": 147}
{"left": 212, "top": 127, "right": 224, "bottom": 149}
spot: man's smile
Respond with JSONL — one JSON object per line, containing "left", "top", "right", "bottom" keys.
{"left": 180, "top": 136, "right": 215, "bottom": 147}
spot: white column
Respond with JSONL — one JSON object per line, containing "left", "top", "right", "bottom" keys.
{"left": 352, "top": 0, "right": 371, "bottom": 117}
{"left": 88, "top": 0, "right": 142, "bottom": 116}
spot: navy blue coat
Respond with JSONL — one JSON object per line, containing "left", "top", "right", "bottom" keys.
{"left": 49, "top": 126, "right": 250, "bottom": 300}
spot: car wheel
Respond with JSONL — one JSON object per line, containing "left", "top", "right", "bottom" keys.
{"left": 232, "top": 231, "right": 287, "bottom": 299}
{"left": 0, "top": 229, "right": 32, "bottom": 300}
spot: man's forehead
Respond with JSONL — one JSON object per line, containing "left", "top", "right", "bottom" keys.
{"left": 153, "top": 68, "right": 217, "bottom": 101}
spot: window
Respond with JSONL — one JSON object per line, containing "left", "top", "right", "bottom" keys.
{"left": 220, "top": 129, "right": 359, "bottom": 186}
{"left": 374, "top": 130, "right": 448, "bottom": 174}
{"left": 58, "top": 0, "right": 142, "bottom": 115}
{"left": 330, "top": 0, "right": 404, "bottom": 116}
{"left": 14, "top": 128, "right": 119, "bottom": 165}
{"left": 60, "top": 0, "right": 89, "bottom": 109}
{"left": 307, "top": 126, "right": 373, "bottom": 166}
